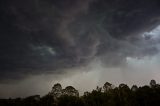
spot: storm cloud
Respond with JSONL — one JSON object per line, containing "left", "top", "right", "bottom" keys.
{"left": 1, "top": 0, "right": 160, "bottom": 90}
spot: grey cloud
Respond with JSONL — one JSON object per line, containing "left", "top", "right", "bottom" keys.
{"left": 1, "top": 0, "right": 160, "bottom": 81}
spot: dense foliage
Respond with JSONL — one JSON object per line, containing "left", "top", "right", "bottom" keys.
{"left": 1, "top": 80, "right": 160, "bottom": 106}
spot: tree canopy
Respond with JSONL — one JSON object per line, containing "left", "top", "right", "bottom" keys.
{"left": 1, "top": 80, "right": 160, "bottom": 106}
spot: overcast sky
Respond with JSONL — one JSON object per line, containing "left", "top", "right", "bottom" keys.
{"left": 1, "top": 0, "right": 160, "bottom": 98}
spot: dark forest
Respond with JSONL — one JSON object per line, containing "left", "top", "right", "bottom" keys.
{"left": 1, "top": 80, "right": 160, "bottom": 106}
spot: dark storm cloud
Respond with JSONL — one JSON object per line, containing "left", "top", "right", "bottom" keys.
{"left": 0, "top": 0, "right": 160, "bottom": 81}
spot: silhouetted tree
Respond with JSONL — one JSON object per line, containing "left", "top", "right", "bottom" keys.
{"left": 1, "top": 80, "right": 160, "bottom": 106}
{"left": 63, "top": 86, "right": 79, "bottom": 97}
{"left": 103, "top": 82, "right": 112, "bottom": 92}
{"left": 131, "top": 85, "right": 138, "bottom": 91}
{"left": 150, "top": 79, "right": 156, "bottom": 87}
{"left": 49, "top": 83, "right": 63, "bottom": 99}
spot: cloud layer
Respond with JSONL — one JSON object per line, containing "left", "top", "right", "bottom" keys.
{"left": 0, "top": 0, "right": 160, "bottom": 85}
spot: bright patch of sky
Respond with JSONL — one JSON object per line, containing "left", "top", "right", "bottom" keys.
{"left": 31, "top": 45, "right": 56, "bottom": 56}
{"left": 142, "top": 25, "right": 160, "bottom": 40}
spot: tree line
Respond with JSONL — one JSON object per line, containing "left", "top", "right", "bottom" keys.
{"left": 1, "top": 80, "right": 160, "bottom": 106}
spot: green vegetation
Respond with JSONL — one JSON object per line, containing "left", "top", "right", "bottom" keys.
{"left": 1, "top": 80, "right": 160, "bottom": 106}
